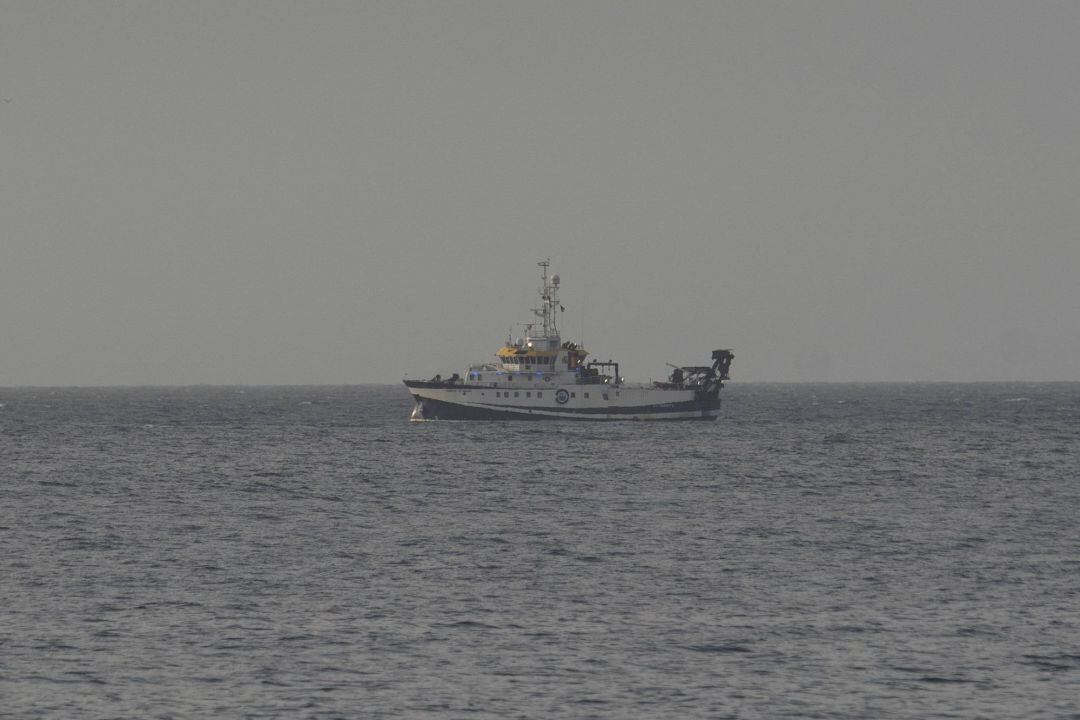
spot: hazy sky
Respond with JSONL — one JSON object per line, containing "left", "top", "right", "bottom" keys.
{"left": 2, "top": 1, "right": 1078, "bottom": 385}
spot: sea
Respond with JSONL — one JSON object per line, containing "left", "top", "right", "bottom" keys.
{"left": 2, "top": 383, "right": 1078, "bottom": 719}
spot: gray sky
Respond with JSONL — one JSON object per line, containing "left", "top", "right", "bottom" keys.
{"left": 2, "top": 1, "right": 1078, "bottom": 385}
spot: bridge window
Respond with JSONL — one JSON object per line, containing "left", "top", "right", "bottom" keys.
{"left": 584, "top": 392, "right": 590, "bottom": 399}
{"left": 526, "top": 392, "right": 531, "bottom": 398}
{"left": 514, "top": 391, "right": 520, "bottom": 398}
{"left": 537, "top": 392, "right": 542, "bottom": 399}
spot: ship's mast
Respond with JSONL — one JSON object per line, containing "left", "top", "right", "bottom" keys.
{"left": 535, "top": 259, "right": 560, "bottom": 339}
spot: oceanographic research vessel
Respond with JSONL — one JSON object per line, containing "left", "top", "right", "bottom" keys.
{"left": 403, "top": 261, "right": 733, "bottom": 421}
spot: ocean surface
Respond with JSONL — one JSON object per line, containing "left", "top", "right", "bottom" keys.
{"left": 2, "top": 383, "right": 1078, "bottom": 719}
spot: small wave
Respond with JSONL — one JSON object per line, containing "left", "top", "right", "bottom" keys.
{"left": 1021, "top": 654, "right": 1080, "bottom": 671}
{"left": 892, "top": 665, "right": 978, "bottom": 684}
{"left": 442, "top": 620, "right": 500, "bottom": 630}
{"left": 32, "top": 641, "right": 78, "bottom": 651}
{"left": 134, "top": 600, "right": 203, "bottom": 610}
{"left": 63, "top": 671, "right": 107, "bottom": 685}
{"left": 685, "top": 643, "right": 752, "bottom": 654}
{"left": 917, "top": 676, "right": 976, "bottom": 684}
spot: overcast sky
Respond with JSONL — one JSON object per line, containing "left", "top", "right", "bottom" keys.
{"left": 1, "top": 1, "right": 1078, "bottom": 385}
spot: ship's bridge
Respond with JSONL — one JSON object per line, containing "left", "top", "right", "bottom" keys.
{"left": 495, "top": 339, "right": 589, "bottom": 372}
{"left": 496, "top": 345, "right": 559, "bottom": 370}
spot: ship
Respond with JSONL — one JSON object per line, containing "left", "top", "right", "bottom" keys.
{"left": 403, "top": 261, "right": 733, "bottom": 421}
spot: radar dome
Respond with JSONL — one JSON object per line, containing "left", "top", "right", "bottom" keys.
{"left": 551, "top": 274, "right": 560, "bottom": 286}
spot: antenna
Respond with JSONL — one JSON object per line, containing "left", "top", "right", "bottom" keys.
{"left": 580, "top": 284, "right": 585, "bottom": 349}
{"left": 533, "top": 257, "right": 560, "bottom": 339}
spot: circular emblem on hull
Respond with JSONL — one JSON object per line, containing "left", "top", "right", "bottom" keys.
{"left": 555, "top": 389, "right": 570, "bottom": 404}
